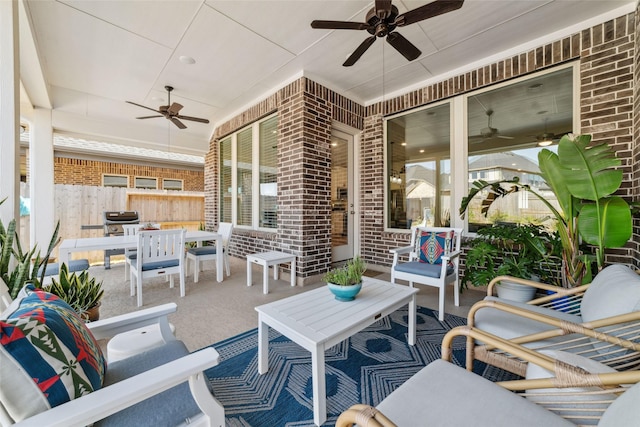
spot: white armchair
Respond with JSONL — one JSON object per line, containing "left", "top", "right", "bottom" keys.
{"left": 390, "top": 226, "right": 462, "bottom": 321}
{"left": 1, "top": 285, "right": 224, "bottom": 427}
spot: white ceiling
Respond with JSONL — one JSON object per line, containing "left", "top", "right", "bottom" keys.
{"left": 18, "top": 0, "right": 634, "bottom": 157}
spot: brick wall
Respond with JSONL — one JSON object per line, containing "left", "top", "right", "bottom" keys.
{"left": 361, "top": 12, "right": 637, "bottom": 270}
{"left": 633, "top": 4, "right": 640, "bottom": 269}
{"left": 208, "top": 78, "right": 364, "bottom": 282}
{"left": 206, "top": 11, "right": 639, "bottom": 279}
{"left": 54, "top": 157, "right": 204, "bottom": 192}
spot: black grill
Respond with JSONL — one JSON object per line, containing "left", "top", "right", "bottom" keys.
{"left": 103, "top": 211, "right": 139, "bottom": 268}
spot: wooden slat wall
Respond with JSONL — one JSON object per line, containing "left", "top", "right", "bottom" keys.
{"left": 49, "top": 185, "right": 204, "bottom": 264}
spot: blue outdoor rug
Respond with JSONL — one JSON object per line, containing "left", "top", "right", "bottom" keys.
{"left": 203, "top": 305, "right": 518, "bottom": 426}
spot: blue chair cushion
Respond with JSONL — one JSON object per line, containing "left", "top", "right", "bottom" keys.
{"left": 131, "top": 259, "right": 180, "bottom": 271}
{"left": 96, "top": 340, "right": 201, "bottom": 427}
{"left": 186, "top": 246, "right": 217, "bottom": 256}
{"left": 39, "top": 259, "right": 90, "bottom": 276}
{"left": 394, "top": 261, "right": 454, "bottom": 279}
{"left": 418, "top": 231, "right": 452, "bottom": 264}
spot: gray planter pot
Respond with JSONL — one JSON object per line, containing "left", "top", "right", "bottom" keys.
{"left": 496, "top": 280, "right": 536, "bottom": 302}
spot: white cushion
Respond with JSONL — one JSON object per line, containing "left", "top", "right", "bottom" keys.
{"left": 581, "top": 264, "right": 640, "bottom": 323}
{"left": 376, "top": 359, "right": 573, "bottom": 426}
{"left": 475, "top": 297, "right": 581, "bottom": 344}
{"left": 599, "top": 380, "right": 640, "bottom": 427}
{"left": 525, "top": 350, "right": 617, "bottom": 425}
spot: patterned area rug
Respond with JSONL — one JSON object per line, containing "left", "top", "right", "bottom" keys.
{"left": 204, "top": 306, "right": 518, "bottom": 426}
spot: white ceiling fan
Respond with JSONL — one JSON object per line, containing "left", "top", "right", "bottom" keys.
{"left": 470, "top": 109, "right": 514, "bottom": 142}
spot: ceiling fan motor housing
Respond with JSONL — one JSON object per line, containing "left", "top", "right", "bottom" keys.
{"left": 366, "top": 5, "right": 399, "bottom": 37}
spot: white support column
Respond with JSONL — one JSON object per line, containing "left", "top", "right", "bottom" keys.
{"left": 0, "top": 0, "right": 20, "bottom": 225}
{"left": 30, "top": 108, "right": 55, "bottom": 249}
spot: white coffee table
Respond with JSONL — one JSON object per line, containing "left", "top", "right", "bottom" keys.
{"left": 247, "top": 250, "right": 296, "bottom": 294}
{"left": 255, "top": 277, "right": 418, "bottom": 426}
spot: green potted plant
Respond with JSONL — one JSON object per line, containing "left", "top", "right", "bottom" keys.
{"left": 462, "top": 223, "right": 561, "bottom": 301}
{"left": 460, "top": 134, "right": 632, "bottom": 287}
{"left": 0, "top": 198, "right": 60, "bottom": 299}
{"left": 41, "top": 263, "right": 104, "bottom": 321}
{"left": 324, "top": 256, "right": 367, "bottom": 301}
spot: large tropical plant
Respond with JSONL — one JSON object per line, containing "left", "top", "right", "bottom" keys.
{"left": 460, "top": 134, "right": 632, "bottom": 287}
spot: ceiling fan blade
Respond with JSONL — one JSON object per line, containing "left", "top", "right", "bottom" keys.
{"left": 126, "top": 101, "right": 160, "bottom": 113}
{"left": 497, "top": 135, "right": 515, "bottom": 140}
{"left": 170, "top": 117, "right": 187, "bottom": 129}
{"left": 167, "top": 102, "right": 183, "bottom": 115}
{"left": 375, "top": 0, "right": 392, "bottom": 19}
{"left": 135, "top": 115, "right": 163, "bottom": 119}
{"left": 311, "top": 20, "right": 370, "bottom": 30}
{"left": 343, "top": 35, "right": 377, "bottom": 66}
{"left": 176, "top": 115, "right": 210, "bottom": 124}
{"left": 394, "top": 0, "right": 464, "bottom": 27}
{"left": 386, "top": 32, "right": 421, "bottom": 61}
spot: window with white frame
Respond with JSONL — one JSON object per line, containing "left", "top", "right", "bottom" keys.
{"left": 466, "top": 66, "right": 574, "bottom": 231}
{"left": 103, "top": 174, "right": 128, "bottom": 188}
{"left": 259, "top": 117, "right": 278, "bottom": 228}
{"left": 386, "top": 102, "right": 451, "bottom": 229}
{"left": 162, "top": 178, "right": 183, "bottom": 191}
{"left": 385, "top": 63, "right": 575, "bottom": 232}
{"left": 134, "top": 177, "right": 157, "bottom": 189}
{"left": 219, "top": 115, "right": 278, "bottom": 229}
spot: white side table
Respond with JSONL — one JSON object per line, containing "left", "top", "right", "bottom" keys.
{"left": 247, "top": 250, "right": 296, "bottom": 294}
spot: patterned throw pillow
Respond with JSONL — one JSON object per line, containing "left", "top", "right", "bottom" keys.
{"left": 418, "top": 231, "right": 453, "bottom": 264}
{"left": 0, "top": 285, "right": 106, "bottom": 422}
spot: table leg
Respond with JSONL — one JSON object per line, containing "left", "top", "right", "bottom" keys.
{"left": 408, "top": 295, "right": 416, "bottom": 346}
{"left": 290, "top": 259, "right": 296, "bottom": 287}
{"left": 216, "top": 236, "right": 223, "bottom": 282}
{"left": 247, "top": 258, "right": 253, "bottom": 287}
{"left": 258, "top": 316, "right": 269, "bottom": 374}
{"left": 263, "top": 263, "right": 269, "bottom": 294}
{"left": 59, "top": 248, "right": 70, "bottom": 265}
{"left": 274, "top": 263, "right": 279, "bottom": 280}
{"left": 311, "top": 344, "right": 326, "bottom": 426}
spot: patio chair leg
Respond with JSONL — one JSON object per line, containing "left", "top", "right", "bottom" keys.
{"left": 438, "top": 288, "right": 445, "bottom": 321}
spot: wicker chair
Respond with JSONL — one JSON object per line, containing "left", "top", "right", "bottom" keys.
{"left": 463, "top": 264, "right": 640, "bottom": 376}
{"left": 337, "top": 327, "right": 640, "bottom": 427}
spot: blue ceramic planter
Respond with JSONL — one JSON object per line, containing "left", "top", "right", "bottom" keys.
{"left": 327, "top": 283, "right": 362, "bottom": 301}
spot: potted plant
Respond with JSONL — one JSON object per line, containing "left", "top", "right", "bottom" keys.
{"left": 0, "top": 198, "right": 60, "bottom": 299}
{"left": 460, "top": 134, "right": 633, "bottom": 287}
{"left": 41, "top": 263, "right": 104, "bottom": 321}
{"left": 324, "top": 256, "right": 367, "bottom": 301}
{"left": 462, "top": 223, "right": 561, "bottom": 301}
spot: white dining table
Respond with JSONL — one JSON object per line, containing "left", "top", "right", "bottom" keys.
{"left": 57, "top": 230, "right": 225, "bottom": 282}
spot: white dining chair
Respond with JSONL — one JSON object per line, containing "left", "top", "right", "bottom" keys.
{"left": 130, "top": 229, "right": 186, "bottom": 307}
{"left": 185, "top": 222, "right": 233, "bottom": 283}
{"left": 122, "top": 223, "right": 160, "bottom": 280}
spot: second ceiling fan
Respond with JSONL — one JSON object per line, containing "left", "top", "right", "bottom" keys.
{"left": 126, "top": 86, "right": 209, "bottom": 129}
{"left": 311, "top": 0, "right": 464, "bottom": 66}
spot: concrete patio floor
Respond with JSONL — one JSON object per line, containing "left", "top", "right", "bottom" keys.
{"left": 91, "top": 256, "right": 486, "bottom": 352}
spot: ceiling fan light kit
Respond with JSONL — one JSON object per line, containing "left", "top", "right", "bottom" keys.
{"left": 126, "top": 85, "right": 209, "bottom": 129}
{"left": 311, "top": 0, "right": 464, "bottom": 66}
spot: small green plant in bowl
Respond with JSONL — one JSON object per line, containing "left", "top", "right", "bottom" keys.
{"left": 324, "top": 256, "right": 367, "bottom": 301}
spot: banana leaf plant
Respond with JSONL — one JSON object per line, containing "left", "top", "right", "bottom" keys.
{"left": 460, "top": 134, "right": 632, "bottom": 287}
